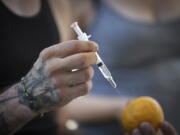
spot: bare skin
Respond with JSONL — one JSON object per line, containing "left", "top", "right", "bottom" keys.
{"left": 57, "top": 96, "right": 130, "bottom": 124}
{"left": 104, "top": 0, "right": 180, "bottom": 23}
{"left": 0, "top": 39, "right": 98, "bottom": 135}
{"left": 1, "top": 0, "right": 41, "bottom": 17}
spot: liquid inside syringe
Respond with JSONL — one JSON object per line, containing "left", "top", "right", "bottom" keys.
{"left": 71, "top": 22, "right": 117, "bottom": 88}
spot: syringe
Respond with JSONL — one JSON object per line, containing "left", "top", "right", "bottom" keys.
{"left": 71, "top": 22, "right": 117, "bottom": 88}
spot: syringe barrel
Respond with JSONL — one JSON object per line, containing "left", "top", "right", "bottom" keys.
{"left": 74, "top": 26, "right": 84, "bottom": 36}
{"left": 96, "top": 60, "right": 112, "bottom": 79}
{"left": 96, "top": 53, "right": 103, "bottom": 65}
{"left": 71, "top": 23, "right": 116, "bottom": 87}
{"left": 77, "top": 33, "right": 89, "bottom": 41}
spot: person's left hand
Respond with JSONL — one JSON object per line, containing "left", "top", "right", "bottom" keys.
{"left": 132, "top": 121, "right": 177, "bottom": 135}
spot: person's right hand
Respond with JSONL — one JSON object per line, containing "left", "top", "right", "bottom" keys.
{"left": 17, "top": 40, "right": 98, "bottom": 114}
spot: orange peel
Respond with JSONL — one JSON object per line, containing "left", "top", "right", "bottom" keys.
{"left": 121, "top": 96, "right": 164, "bottom": 133}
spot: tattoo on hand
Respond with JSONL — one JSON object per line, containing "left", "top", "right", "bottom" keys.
{"left": 15, "top": 58, "right": 60, "bottom": 113}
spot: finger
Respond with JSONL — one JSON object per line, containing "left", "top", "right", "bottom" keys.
{"left": 60, "top": 80, "right": 93, "bottom": 102}
{"left": 62, "top": 52, "right": 97, "bottom": 70}
{"left": 53, "top": 67, "right": 94, "bottom": 88}
{"left": 160, "top": 121, "right": 177, "bottom": 135}
{"left": 40, "top": 40, "right": 99, "bottom": 59}
{"left": 132, "top": 128, "right": 143, "bottom": 135}
{"left": 46, "top": 53, "right": 97, "bottom": 74}
{"left": 140, "top": 122, "right": 156, "bottom": 135}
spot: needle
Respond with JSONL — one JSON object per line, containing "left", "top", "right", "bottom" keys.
{"left": 71, "top": 22, "right": 117, "bottom": 88}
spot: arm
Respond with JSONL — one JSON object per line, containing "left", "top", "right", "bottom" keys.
{"left": 0, "top": 40, "right": 98, "bottom": 135}
{"left": 0, "top": 84, "right": 36, "bottom": 135}
{"left": 57, "top": 95, "right": 131, "bottom": 123}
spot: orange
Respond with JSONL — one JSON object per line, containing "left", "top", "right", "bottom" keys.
{"left": 121, "top": 96, "right": 164, "bottom": 133}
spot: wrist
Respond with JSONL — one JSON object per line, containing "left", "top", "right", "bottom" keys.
{"left": 16, "top": 76, "right": 60, "bottom": 114}
{"left": 14, "top": 82, "right": 39, "bottom": 116}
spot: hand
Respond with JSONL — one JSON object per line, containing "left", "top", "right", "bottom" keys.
{"left": 16, "top": 40, "right": 98, "bottom": 114}
{"left": 132, "top": 121, "right": 177, "bottom": 135}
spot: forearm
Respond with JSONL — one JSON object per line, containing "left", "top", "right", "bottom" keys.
{"left": 58, "top": 95, "right": 131, "bottom": 123}
{"left": 0, "top": 83, "right": 37, "bottom": 135}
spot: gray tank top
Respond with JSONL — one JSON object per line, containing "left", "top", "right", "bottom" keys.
{"left": 88, "top": 0, "right": 180, "bottom": 131}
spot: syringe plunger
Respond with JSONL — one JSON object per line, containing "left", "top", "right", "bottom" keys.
{"left": 71, "top": 22, "right": 117, "bottom": 88}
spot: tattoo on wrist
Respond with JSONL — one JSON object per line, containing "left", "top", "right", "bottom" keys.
{"left": 0, "top": 96, "right": 19, "bottom": 104}
{"left": 15, "top": 58, "right": 60, "bottom": 113}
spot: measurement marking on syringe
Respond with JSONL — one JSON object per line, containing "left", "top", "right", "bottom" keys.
{"left": 71, "top": 22, "right": 117, "bottom": 88}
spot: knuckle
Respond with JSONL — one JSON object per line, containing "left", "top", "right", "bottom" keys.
{"left": 45, "top": 58, "right": 62, "bottom": 75}
{"left": 79, "top": 54, "right": 88, "bottom": 67}
{"left": 39, "top": 48, "right": 49, "bottom": 60}
{"left": 44, "top": 62, "right": 52, "bottom": 75}
{"left": 59, "top": 88, "right": 66, "bottom": 101}
{"left": 52, "top": 75, "right": 64, "bottom": 88}
{"left": 51, "top": 77, "right": 58, "bottom": 88}
{"left": 73, "top": 41, "right": 83, "bottom": 51}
